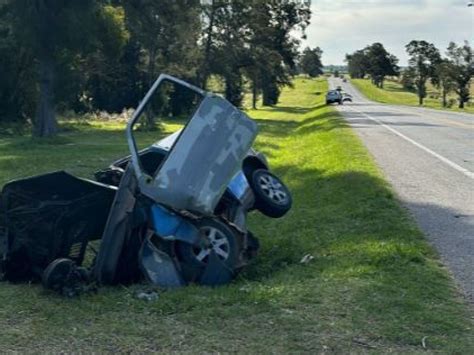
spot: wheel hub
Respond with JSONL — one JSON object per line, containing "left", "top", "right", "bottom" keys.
{"left": 193, "top": 226, "right": 230, "bottom": 263}
{"left": 258, "top": 174, "right": 288, "bottom": 205}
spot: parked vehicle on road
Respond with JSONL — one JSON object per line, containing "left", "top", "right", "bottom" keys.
{"left": 326, "top": 90, "right": 343, "bottom": 105}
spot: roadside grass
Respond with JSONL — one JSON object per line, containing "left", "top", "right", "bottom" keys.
{"left": 351, "top": 78, "right": 474, "bottom": 114}
{"left": 0, "top": 78, "right": 473, "bottom": 352}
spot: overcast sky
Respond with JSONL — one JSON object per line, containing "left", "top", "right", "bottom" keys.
{"left": 303, "top": 0, "right": 474, "bottom": 66}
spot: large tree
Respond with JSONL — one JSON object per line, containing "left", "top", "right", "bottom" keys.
{"left": 433, "top": 60, "right": 455, "bottom": 108}
{"left": 345, "top": 49, "right": 369, "bottom": 79}
{"left": 123, "top": 0, "right": 201, "bottom": 128}
{"left": 0, "top": 2, "right": 35, "bottom": 124}
{"left": 405, "top": 40, "right": 441, "bottom": 105}
{"left": 446, "top": 41, "right": 474, "bottom": 109}
{"left": 8, "top": 0, "right": 127, "bottom": 137}
{"left": 300, "top": 46, "right": 324, "bottom": 78}
{"left": 365, "top": 43, "right": 399, "bottom": 88}
{"left": 346, "top": 43, "right": 398, "bottom": 87}
{"left": 253, "top": 1, "right": 311, "bottom": 106}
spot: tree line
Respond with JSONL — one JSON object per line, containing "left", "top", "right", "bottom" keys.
{"left": 346, "top": 40, "right": 474, "bottom": 108}
{"left": 0, "top": 0, "right": 313, "bottom": 137}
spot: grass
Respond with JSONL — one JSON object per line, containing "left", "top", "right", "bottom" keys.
{"left": 351, "top": 78, "right": 474, "bottom": 114}
{"left": 0, "top": 78, "right": 473, "bottom": 352}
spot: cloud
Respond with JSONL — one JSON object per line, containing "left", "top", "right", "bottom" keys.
{"left": 303, "top": 0, "right": 474, "bottom": 65}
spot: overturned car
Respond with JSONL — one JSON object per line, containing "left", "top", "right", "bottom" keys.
{"left": 0, "top": 74, "right": 292, "bottom": 295}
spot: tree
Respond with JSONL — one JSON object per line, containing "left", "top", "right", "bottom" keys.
{"left": 446, "top": 41, "right": 474, "bottom": 109}
{"left": 198, "top": 0, "right": 227, "bottom": 89}
{"left": 0, "top": 0, "right": 314, "bottom": 130}
{"left": 400, "top": 67, "right": 416, "bottom": 91}
{"left": 0, "top": 2, "right": 35, "bottom": 123}
{"left": 346, "top": 43, "right": 398, "bottom": 87}
{"left": 203, "top": 0, "right": 251, "bottom": 107}
{"left": 300, "top": 46, "right": 323, "bottom": 78}
{"left": 345, "top": 49, "right": 369, "bottom": 79}
{"left": 256, "top": 1, "right": 311, "bottom": 106}
{"left": 433, "top": 60, "right": 455, "bottom": 107}
{"left": 405, "top": 40, "right": 441, "bottom": 105}
{"left": 365, "top": 43, "right": 399, "bottom": 88}
{"left": 123, "top": 0, "right": 201, "bottom": 128}
{"left": 8, "top": 1, "right": 128, "bottom": 137}
{"left": 198, "top": 1, "right": 311, "bottom": 108}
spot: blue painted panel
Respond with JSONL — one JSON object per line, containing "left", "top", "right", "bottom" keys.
{"left": 150, "top": 204, "right": 200, "bottom": 245}
{"left": 227, "top": 171, "right": 250, "bottom": 200}
{"left": 150, "top": 204, "right": 180, "bottom": 236}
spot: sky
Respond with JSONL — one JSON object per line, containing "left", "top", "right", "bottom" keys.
{"left": 303, "top": 0, "right": 474, "bottom": 66}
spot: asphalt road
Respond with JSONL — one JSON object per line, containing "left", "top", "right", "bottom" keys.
{"left": 328, "top": 77, "right": 474, "bottom": 302}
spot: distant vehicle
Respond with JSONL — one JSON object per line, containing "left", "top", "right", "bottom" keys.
{"left": 326, "top": 90, "right": 343, "bottom": 105}
{"left": 342, "top": 93, "right": 352, "bottom": 102}
{"left": 336, "top": 86, "right": 342, "bottom": 91}
{"left": 342, "top": 78, "right": 347, "bottom": 83}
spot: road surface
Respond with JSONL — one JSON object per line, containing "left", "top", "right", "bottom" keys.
{"left": 328, "top": 77, "right": 474, "bottom": 302}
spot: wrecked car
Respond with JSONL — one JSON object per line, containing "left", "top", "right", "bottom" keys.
{"left": 95, "top": 129, "right": 292, "bottom": 219}
{"left": 0, "top": 74, "right": 292, "bottom": 295}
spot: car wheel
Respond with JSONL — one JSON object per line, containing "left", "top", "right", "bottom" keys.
{"left": 338, "top": 100, "right": 343, "bottom": 105}
{"left": 176, "top": 218, "right": 241, "bottom": 279}
{"left": 42, "top": 258, "right": 89, "bottom": 297}
{"left": 251, "top": 169, "right": 292, "bottom": 218}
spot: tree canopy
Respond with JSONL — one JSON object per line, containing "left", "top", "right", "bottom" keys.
{"left": 445, "top": 41, "right": 474, "bottom": 108}
{"left": 405, "top": 40, "right": 441, "bottom": 105}
{"left": 345, "top": 43, "right": 399, "bottom": 87}
{"left": 300, "top": 47, "right": 324, "bottom": 78}
{"left": 0, "top": 0, "right": 312, "bottom": 136}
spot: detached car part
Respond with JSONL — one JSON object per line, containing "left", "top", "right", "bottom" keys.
{"left": 0, "top": 172, "right": 115, "bottom": 282}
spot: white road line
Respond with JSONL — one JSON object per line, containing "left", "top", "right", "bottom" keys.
{"left": 369, "top": 104, "right": 473, "bottom": 129}
{"left": 344, "top": 105, "right": 474, "bottom": 180}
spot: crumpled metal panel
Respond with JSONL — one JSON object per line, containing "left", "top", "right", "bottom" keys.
{"left": 139, "top": 236, "right": 185, "bottom": 287}
{"left": 141, "top": 95, "right": 258, "bottom": 215}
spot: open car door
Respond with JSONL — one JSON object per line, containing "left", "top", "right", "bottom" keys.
{"left": 127, "top": 74, "right": 258, "bottom": 215}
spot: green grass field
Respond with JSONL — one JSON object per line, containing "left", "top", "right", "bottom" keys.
{"left": 351, "top": 78, "right": 474, "bottom": 114}
{"left": 0, "top": 78, "right": 472, "bottom": 352}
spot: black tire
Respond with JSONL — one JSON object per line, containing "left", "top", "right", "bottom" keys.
{"left": 338, "top": 100, "right": 343, "bottom": 105}
{"left": 251, "top": 169, "right": 292, "bottom": 218}
{"left": 42, "top": 258, "right": 75, "bottom": 291}
{"left": 176, "top": 218, "right": 241, "bottom": 278}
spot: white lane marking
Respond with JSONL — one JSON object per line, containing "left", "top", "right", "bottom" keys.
{"left": 343, "top": 105, "right": 474, "bottom": 180}
{"left": 373, "top": 105, "right": 473, "bottom": 129}
{"left": 337, "top": 79, "right": 474, "bottom": 128}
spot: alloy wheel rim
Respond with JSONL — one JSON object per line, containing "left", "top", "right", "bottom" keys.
{"left": 193, "top": 226, "right": 230, "bottom": 263}
{"left": 258, "top": 174, "right": 288, "bottom": 205}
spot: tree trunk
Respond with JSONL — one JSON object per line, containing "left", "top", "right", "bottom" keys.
{"left": 459, "top": 97, "right": 465, "bottom": 109}
{"left": 442, "top": 88, "right": 447, "bottom": 107}
{"left": 418, "top": 83, "right": 424, "bottom": 105}
{"left": 252, "top": 73, "right": 258, "bottom": 110}
{"left": 200, "top": 0, "right": 216, "bottom": 89}
{"left": 33, "top": 54, "right": 57, "bottom": 137}
{"left": 145, "top": 47, "right": 157, "bottom": 130}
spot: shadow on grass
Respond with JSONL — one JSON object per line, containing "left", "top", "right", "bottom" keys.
{"left": 256, "top": 105, "right": 319, "bottom": 115}
{"left": 244, "top": 166, "right": 421, "bottom": 281}
{"left": 242, "top": 164, "right": 472, "bottom": 348}
{"left": 254, "top": 106, "right": 347, "bottom": 138}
